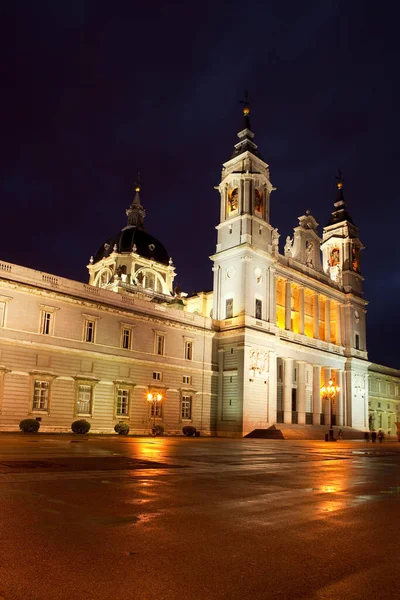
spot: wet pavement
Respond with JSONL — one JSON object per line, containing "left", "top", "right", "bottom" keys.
{"left": 0, "top": 434, "right": 399, "bottom": 600}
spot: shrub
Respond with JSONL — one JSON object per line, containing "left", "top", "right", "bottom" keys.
{"left": 71, "top": 419, "right": 91, "bottom": 434}
{"left": 19, "top": 418, "right": 40, "bottom": 433}
{"left": 182, "top": 425, "right": 196, "bottom": 437}
{"left": 154, "top": 424, "right": 164, "bottom": 436}
{"left": 114, "top": 421, "right": 130, "bottom": 435}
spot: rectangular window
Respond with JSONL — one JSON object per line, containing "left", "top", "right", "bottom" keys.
{"left": 225, "top": 298, "right": 233, "bottom": 319}
{"left": 117, "top": 389, "right": 129, "bottom": 416}
{"left": 156, "top": 334, "right": 165, "bottom": 356}
{"left": 77, "top": 384, "right": 92, "bottom": 415}
{"left": 85, "top": 320, "right": 95, "bottom": 343}
{"left": 255, "top": 298, "right": 262, "bottom": 320}
{"left": 185, "top": 340, "right": 193, "bottom": 361}
{"left": 153, "top": 372, "right": 162, "bottom": 381}
{"left": 181, "top": 395, "right": 192, "bottom": 419}
{"left": 183, "top": 375, "right": 191, "bottom": 384}
{"left": 33, "top": 380, "right": 49, "bottom": 411}
{"left": 40, "top": 311, "right": 52, "bottom": 335}
{"left": 355, "top": 334, "right": 360, "bottom": 350}
{"left": 122, "top": 328, "right": 132, "bottom": 350}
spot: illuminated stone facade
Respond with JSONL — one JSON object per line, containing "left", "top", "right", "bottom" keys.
{"left": 0, "top": 109, "right": 399, "bottom": 436}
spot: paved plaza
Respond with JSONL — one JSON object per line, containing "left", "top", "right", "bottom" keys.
{"left": 0, "top": 434, "right": 399, "bottom": 600}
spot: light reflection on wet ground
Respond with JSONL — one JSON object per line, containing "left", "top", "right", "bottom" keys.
{"left": 1, "top": 435, "right": 400, "bottom": 599}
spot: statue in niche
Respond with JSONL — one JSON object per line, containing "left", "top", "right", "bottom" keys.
{"left": 305, "top": 240, "right": 314, "bottom": 268}
{"left": 100, "top": 270, "right": 109, "bottom": 286}
{"left": 284, "top": 236, "right": 293, "bottom": 256}
{"left": 254, "top": 189, "right": 263, "bottom": 213}
{"left": 272, "top": 228, "right": 280, "bottom": 254}
{"left": 330, "top": 247, "right": 340, "bottom": 266}
{"left": 335, "top": 263, "right": 342, "bottom": 284}
{"left": 228, "top": 188, "right": 238, "bottom": 212}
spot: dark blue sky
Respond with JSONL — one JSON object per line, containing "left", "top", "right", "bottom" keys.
{"left": 1, "top": 1, "right": 399, "bottom": 367}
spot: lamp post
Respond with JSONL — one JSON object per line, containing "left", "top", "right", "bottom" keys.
{"left": 320, "top": 379, "right": 340, "bottom": 440}
{"left": 147, "top": 392, "right": 163, "bottom": 435}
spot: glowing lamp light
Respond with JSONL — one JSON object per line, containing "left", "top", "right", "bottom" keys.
{"left": 320, "top": 379, "right": 340, "bottom": 399}
{"left": 147, "top": 391, "right": 163, "bottom": 435}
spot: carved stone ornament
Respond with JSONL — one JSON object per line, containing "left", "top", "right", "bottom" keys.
{"left": 249, "top": 349, "right": 269, "bottom": 378}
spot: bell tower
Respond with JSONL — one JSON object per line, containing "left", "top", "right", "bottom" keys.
{"left": 211, "top": 98, "right": 277, "bottom": 321}
{"left": 321, "top": 172, "right": 364, "bottom": 296}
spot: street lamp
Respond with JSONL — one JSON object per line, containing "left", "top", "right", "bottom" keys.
{"left": 320, "top": 379, "right": 340, "bottom": 440}
{"left": 147, "top": 392, "right": 163, "bottom": 435}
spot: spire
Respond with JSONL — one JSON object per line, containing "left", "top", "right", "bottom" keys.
{"left": 326, "top": 170, "right": 354, "bottom": 226}
{"left": 125, "top": 172, "right": 146, "bottom": 229}
{"left": 230, "top": 91, "right": 262, "bottom": 160}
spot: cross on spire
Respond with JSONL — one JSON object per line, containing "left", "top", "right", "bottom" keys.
{"left": 240, "top": 90, "right": 250, "bottom": 116}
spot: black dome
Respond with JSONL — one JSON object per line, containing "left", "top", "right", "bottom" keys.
{"left": 93, "top": 226, "right": 170, "bottom": 265}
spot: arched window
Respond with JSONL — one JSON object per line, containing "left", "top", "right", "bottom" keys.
{"left": 94, "top": 267, "right": 113, "bottom": 288}
{"left": 132, "top": 268, "right": 168, "bottom": 294}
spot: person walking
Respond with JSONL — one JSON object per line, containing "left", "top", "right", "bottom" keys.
{"left": 364, "top": 431, "right": 370, "bottom": 442}
{"left": 338, "top": 429, "right": 343, "bottom": 440}
{"left": 378, "top": 430, "right": 384, "bottom": 443}
{"left": 371, "top": 431, "right": 377, "bottom": 443}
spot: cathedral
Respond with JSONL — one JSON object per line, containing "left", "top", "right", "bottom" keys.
{"left": 0, "top": 104, "right": 399, "bottom": 437}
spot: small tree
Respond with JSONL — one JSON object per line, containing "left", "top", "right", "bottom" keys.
{"left": 71, "top": 419, "right": 91, "bottom": 434}
{"left": 19, "top": 419, "right": 40, "bottom": 433}
{"left": 182, "top": 425, "right": 196, "bottom": 436}
{"left": 114, "top": 422, "right": 130, "bottom": 435}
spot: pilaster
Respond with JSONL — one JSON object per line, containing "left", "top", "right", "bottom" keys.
{"left": 312, "top": 365, "right": 322, "bottom": 425}
{"left": 297, "top": 361, "right": 306, "bottom": 424}
{"left": 285, "top": 281, "right": 292, "bottom": 331}
{"left": 283, "top": 358, "right": 293, "bottom": 424}
{"left": 325, "top": 299, "right": 331, "bottom": 343}
{"left": 299, "top": 287, "right": 305, "bottom": 335}
{"left": 313, "top": 293, "right": 319, "bottom": 339}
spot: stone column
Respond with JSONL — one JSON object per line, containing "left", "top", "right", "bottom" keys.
{"left": 335, "top": 303, "right": 342, "bottom": 346}
{"left": 285, "top": 281, "right": 292, "bottom": 331}
{"left": 283, "top": 358, "right": 293, "bottom": 424}
{"left": 312, "top": 365, "right": 322, "bottom": 425}
{"left": 269, "top": 269, "right": 276, "bottom": 324}
{"left": 217, "top": 348, "right": 224, "bottom": 424}
{"left": 313, "top": 293, "right": 319, "bottom": 339}
{"left": 325, "top": 299, "right": 331, "bottom": 343}
{"left": 243, "top": 178, "right": 251, "bottom": 214}
{"left": 268, "top": 352, "right": 277, "bottom": 424}
{"left": 323, "top": 367, "right": 332, "bottom": 425}
{"left": 336, "top": 369, "right": 344, "bottom": 426}
{"left": 299, "top": 287, "right": 305, "bottom": 335}
{"left": 297, "top": 361, "right": 306, "bottom": 424}
{"left": 220, "top": 185, "right": 227, "bottom": 222}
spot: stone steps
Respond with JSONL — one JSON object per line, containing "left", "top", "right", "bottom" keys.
{"left": 245, "top": 424, "right": 367, "bottom": 440}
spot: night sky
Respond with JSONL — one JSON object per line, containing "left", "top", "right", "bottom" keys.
{"left": 1, "top": 1, "right": 399, "bottom": 368}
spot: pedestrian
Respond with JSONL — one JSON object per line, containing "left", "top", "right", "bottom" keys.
{"left": 364, "top": 431, "right": 370, "bottom": 442}
{"left": 338, "top": 429, "right": 343, "bottom": 440}
{"left": 371, "top": 431, "right": 377, "bottom": 443}
{"left": 378, "top": 430, "right": 384, "bottom": 444}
